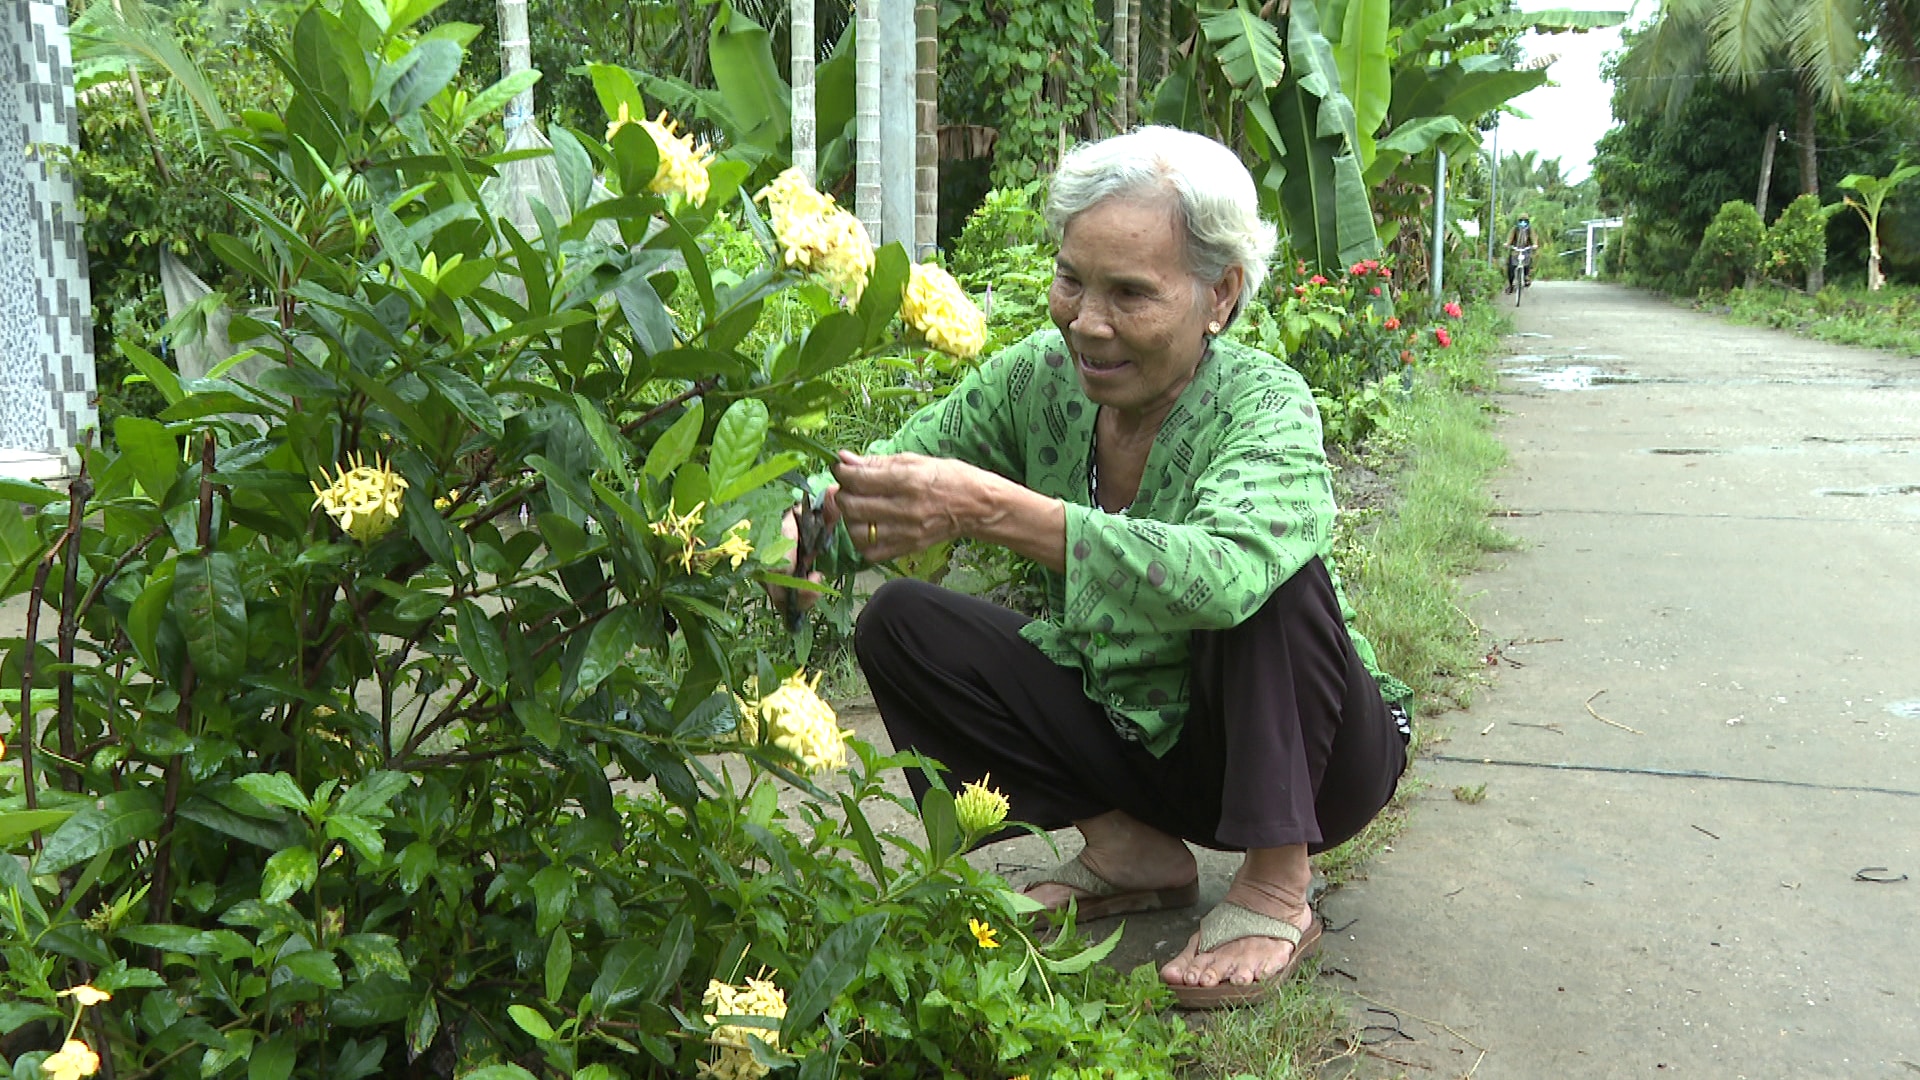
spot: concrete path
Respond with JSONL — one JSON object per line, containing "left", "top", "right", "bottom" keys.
{"left": 1325, "top": 281, "right": 1920, "bottom": 1078}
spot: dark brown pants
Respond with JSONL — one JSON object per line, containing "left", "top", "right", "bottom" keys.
{"left": 853, "top": 557, "right": 1408, "bottom": 853}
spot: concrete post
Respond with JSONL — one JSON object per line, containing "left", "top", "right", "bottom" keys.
{"left": 0, "top": 1, "right": 96, "bottom": 479}
{"left": 878, "top": 0, "right": 915, "bottom": 252}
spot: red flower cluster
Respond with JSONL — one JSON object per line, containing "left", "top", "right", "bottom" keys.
{"left": 1443, "top": 301, "right": 1463, "bottom": 319}
{"left": 1348, "top": 258, "right": 1391, "bottom": 280}
{"left": 1383, "top": 316, "right": 1400, "bottom": 331}
{"left": 1434, "top": 327, "right": 1453, "bottom": 347}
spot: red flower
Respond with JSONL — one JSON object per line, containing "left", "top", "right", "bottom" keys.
{"left": 1434, "top": 327, "right": 1452, "bottom": 347}
{"left": 1349, "top": 262, "right": 1366, "bottom": 276}
{"left": 1294, "top": 285, "right": 1308, "bottom": 296}
{"left": 1401, "top": 349, "right": 1414, "bottom": 364}
{"left": 1381, "top": 268, "right": 1393, "bottom": 279}
{"left": 1383, "top": 316, "right": 1400, "bottom": 330}
{"left": 1371, "top": 287, "right": 1382, "bottom": 296}
{"left": 1443, "top": 301, "right": 1463, "bottom": 318}
{"left": 1309, "top": 274, "right": 1328, "bottom": 285}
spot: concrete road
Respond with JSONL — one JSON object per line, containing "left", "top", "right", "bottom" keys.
{"left": 1325, "top": 281, "right": 1920, "bottom": 1079}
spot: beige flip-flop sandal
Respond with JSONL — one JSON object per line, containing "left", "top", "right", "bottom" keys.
{"left": 1168, "top": 901, "right": 1323, "bottom": 1010}
{"left": 1017, "top": 854, "right": 1201, "bottom": 923}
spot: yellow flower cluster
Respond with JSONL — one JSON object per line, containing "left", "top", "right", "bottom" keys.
{"left": 606, "top": 103, "right": 712, "bottom": 206}
{"left": 736, "top": 670, "right": 849, "bottom": 773}
{"left": 311, "top": 453, "right": 408, "bottom": 544}
{"left": 699, "top": 976, "right": 788, "bottom": 1080}
{"left": 41, "top": 1040, "right": 101, "bottom": 1080}
{"left": 757, "top": 168, "right": 874, "bottom": 304}
{"left": 649, "top": 503, "right": 755, "bottom": 574}
{"left": 901, "top": 262, "right": 988, "bottom": 359}
{"left": 954, "top": 774, "right": 1011, "bottom": 835}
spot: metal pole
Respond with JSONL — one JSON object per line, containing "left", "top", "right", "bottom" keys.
{"left": 1487, "top": 123, "right": 1499, "bottom": 263}
{"left": 1431, "top": 148, "right": 1447, "bottom": 305}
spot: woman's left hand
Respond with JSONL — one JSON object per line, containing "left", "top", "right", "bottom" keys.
{"left": 829, "top": 450, "right": 980, "bottom": 561}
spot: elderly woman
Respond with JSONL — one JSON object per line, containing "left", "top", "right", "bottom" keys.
{"left": 797, "top": 126, "right": 1409, "bottom": 1008}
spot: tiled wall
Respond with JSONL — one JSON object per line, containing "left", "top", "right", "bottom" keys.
{"left": 1, "top": 0, "right": 97, "bottom": 465}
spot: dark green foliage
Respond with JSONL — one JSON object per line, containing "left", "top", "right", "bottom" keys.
{"left": 940, "top": 0, "right": 1116, "bottom": 187}
{"left": 1689, "top": 200, "right": 1767, "bottom": 291}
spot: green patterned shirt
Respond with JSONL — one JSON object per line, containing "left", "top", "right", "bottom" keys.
{"left": 855, "top": 328, "right": 1395, "bottom": 756}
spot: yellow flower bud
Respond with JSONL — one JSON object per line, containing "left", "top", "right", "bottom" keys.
{"left": 955, "top": 774, "right": 1010, "bottom": 835}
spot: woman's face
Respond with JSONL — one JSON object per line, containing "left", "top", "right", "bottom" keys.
{"left": 1048, "top": 196, "right": 1242, "bottom": 421}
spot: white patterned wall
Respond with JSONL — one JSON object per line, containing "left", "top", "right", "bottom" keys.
{"left": 1, "top": 0, "right": 96, "bottom": 470}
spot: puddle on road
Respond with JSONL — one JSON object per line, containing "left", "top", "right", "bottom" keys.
{"left": 1888, "top": 701, "right": 1920, "bottom": 720}
{"left": 1501, "top": 363, "right": 1648, "bottom": 390}
{"left": 1815, "top": 484, "right": 1920, "bottom": 498}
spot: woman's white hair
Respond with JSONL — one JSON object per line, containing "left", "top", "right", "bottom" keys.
{"left": 1046, "top": 126, "right": 1278, "bottom": 320}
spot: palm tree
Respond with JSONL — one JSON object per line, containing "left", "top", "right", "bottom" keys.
{"left": 1616, "top": 0, "right": 1920, "bottom": 288}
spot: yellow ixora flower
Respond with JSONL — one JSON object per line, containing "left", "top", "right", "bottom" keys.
{"left": 969, "top": 918, "right": 1001, "bottom": 949}
{"left": 638, "top": 110, "right": 711, "bottom": 206}
{"left": 700, "top": 976, "right": 788, "bottom": 1080}
{"left": 901, "top": 262, "right": 988, "bottom": 359}
{"left": 649, "top": 503, "right": 755, "bottom": 575}
{"left": 56, "top": 985, "right": 111, "bottom": 1007}
{"left": 756, "top": 168, "right": 874, "bottom": 304}
{"left": 738, "top": 670, "right": 849, "bottom": 773}
{"left": 311, "top": 453, "right": 409, "bottom": 544}
{"left": 954, "top": 774, "right": 1011, "bottom": 835}
{"left": 41, "top": 1039, "right": 102, "bottom": 1080}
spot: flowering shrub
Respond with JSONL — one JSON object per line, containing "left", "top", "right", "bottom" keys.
{"left": 0, "top": 6, "right": 1180, "bottom": 1078}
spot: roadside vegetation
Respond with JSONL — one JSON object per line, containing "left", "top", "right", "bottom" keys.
{"left": 1712, "top": 283, "right": 1920, "bottom": 357}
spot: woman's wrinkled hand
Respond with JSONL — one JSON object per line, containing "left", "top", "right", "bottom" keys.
{"left": 829, "top": 450, "right": 978, "bottom": 562}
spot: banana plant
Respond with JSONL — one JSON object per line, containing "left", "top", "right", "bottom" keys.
{"left": 1838, "top": 163, "right": 1920, "bottom": 291}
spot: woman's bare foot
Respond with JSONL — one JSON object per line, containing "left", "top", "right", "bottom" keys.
{"left": 1021, "top": 810, "right": 1197, "bottom": 910}
{"left": 1160, "top": 844, "right": 1314, "bottom": 989}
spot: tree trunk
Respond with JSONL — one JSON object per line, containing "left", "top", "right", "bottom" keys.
{"left": 915, "top": 0, "right": 938, "bottom": 256}
{"left": 1795, "top": 88, "right": 1822, "bottom": 291}
{"left": 792, "top": 0, "right": 816, "bottom": 183}
{"left": 855, "top": 0, "right": 882, "bottom": 240}
{"left": 1754, "top": 125, "right": 1777, "bottom": 222}
{"left": 1158, "top": 0, "right": 1172, "bottom": 85}
{"left": 1113, "top": 1, "right": 1131, "bottom": 130}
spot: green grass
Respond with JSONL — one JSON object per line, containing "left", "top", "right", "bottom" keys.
{"left": 1193, "top": 306, "right": 1514, "bottom": 1079}
{"left": 1714, "top": 281, "right": 1920, "bottom": 356}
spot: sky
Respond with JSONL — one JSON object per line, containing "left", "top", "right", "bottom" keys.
{"left": 1494, "top": 0, "right": 1646, "bottom": 183}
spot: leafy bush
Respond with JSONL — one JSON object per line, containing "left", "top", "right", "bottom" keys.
{"left": 0, "top": 5, "right": 1182, "bottom": 1078}
{"left": 1689, "top": 200, "right": 1766, "bottom": 292}
{"left": 1765, "top": 193, "right": 1835, "bottom": 288}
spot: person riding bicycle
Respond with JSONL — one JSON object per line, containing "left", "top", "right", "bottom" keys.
{"left": 1505, "top": 216, "right": 1536, "bottom": 293}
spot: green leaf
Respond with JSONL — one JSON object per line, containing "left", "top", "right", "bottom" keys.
{"left": 117, "top": 339, "right": 183, "bottom": 405}
{"left": 919, "top": 784, "right": 960, "bottom": 864}
{"left": 0, "top": 1001, "right": 63, "bottom": 1035}
{"left": 573, "top": 607, "right": 640, "bottom": 696}
{"left": 407, "top": 992, "right": 441, "bottom": 1061}
{"left": 0, "top": 809, "right": 74, "bottom": 849}
{"left": 236, "top": 772, "right": 312, "bottom": 814}
{"left": 335, "top": 771, "right": 412, "bottom": 819}
{"left": 642, "top": 400, "right": 706, "bottom": 484}
{"left": 35, "top": 789, "right": 163, "bottom": 874}
{"left": 388, "top": 37, "right": 462, "bottom": 116}
{"left": 455, "top": 600, "right": 509, "bottom": 689}
{"left": 261, "top": 845, "right": 319, "bottom": 904}
{"left": 457, "top": 1067, "right": 539, "bottom": 1080}
{"left": 1041, "top": 923, "right": 1124, "bottom": 974}
{"left": 550, "top": 125, "right": 594, "bottom": 216}
{"left": 711, "top": 451, "right": 803, "bottom": 506}
{"left": 508, "top": 1004, "right": 557, "bottom": 1041}
{"left": 856, "top": 244, "right": 911, "bottom": 345}
{"left": 169, "top": 552, "right": 249, "bottom": 686}
{"left": 545, "top": 930, "right": 573, "bottom": 1002}
{"left": 586, "top": 63, "right": 646, "bottom": 127}
{"left": 421, "top": 367, "right": 505, "bottom": 438}
{"left": 572, "top": 393, "right": 633, "bottom": 482}
{"left": 797, "top": 311, "right": 866, "bottom": 380}
{"left": 781, "top": 912, "right": 887, "bottom": 1044}
{"left": 587, "top": 939, "right": 647, "bottom": 1014}
{"left": 249, "top": 1032, "right": 297, "bottom": 1080}
{"left": 707, "top": 3, "right": 790, "bottom": 149}
{"left": 1202, "top": 2, "right": 1288, "bottom": 91}
{"left": 645, "top": 914, "right": 693, "bottom": 1003}
{"left": 530, "top": 864, "right": 575, "bottom": 938}
{"left": 340, "top": 933, "right": 410, "bottom": 980}
{"left": 281, "top": 947, "right": 344, "bottom": 990}
{"left": 326, "top": 813, "right": 387, "bottom": 862}
{"left": 114, "top": 417, "right": 182, "bottom": 501}
{"left": 330, "top": 975, "right": 416, "bottom": 1026}
{"left": 459, "top": 69, "right": 541, "bottom": 133}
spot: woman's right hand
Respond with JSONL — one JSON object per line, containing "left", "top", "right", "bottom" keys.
{"left": 765, "top": 497, "right": 836, "bottom": 614}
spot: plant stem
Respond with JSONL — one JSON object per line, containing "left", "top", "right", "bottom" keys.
{"left": 150, "top": 433, "right": 217, "bottom": 930}
{"left": 18, "top": 549, "right": 57, "bottom": 828}
{"left": 56, "top": 457, "right": 94, "bottom": 790}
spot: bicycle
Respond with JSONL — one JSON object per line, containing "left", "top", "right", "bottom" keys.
{"left": 1511, "top": 244, "right": 1536, "bottom": 306}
